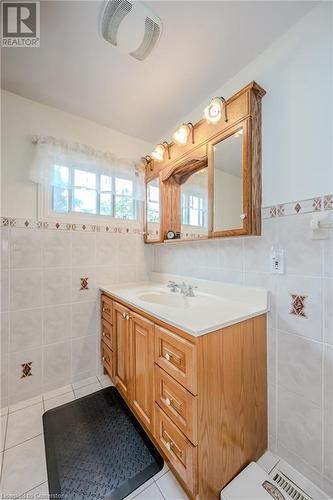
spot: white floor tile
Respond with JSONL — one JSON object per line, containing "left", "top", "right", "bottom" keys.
{"left": 44, "top": 391, "right": 74, "bottom": 411}
{"left": 5, "top": 403, "right": 43, "bottom": 450}
{"left": 124, "top": 479, "right": 155, "bottom": 499}
{"left": 153, "top": 462, "right": 169, "bottom": 481}
{"left": 135, "top": 482, "right": 164, "bottom": 499}
{"left": 43, "top": 384, "right": 73, "bottom": 401}
{"left": 74, "top": 381, "right": 101, "bottom": 399}
{"left": 20, "top": 480, "right": 49, "bottom": 498}
{"left": 72, "top": 376, "right": 98, "bottom": 390}
{"left": 156, "top": 471, "right": 189, "bottom": 499}
{"left": 0, "top": 435, "right": 47, "bottom": 497}
{"left": 0, "top": 407, "right": 8, "bottom": 417}
{"left": 9, "top": 395, "right": 42, "bottom": 414}
{"left": 98, "top": 374, "right": 114, "bottom": 388}
{"left": 1, "top": 414, "right": 7, "bottom": 451}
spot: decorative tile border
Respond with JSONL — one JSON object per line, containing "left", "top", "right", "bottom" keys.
{"left": 0, "top": 216, "right": 143, "bottom": 234}
{"left": 2, "top": 194, "right": 332, "bottom": 229}
{"left": 262, "top": 194, "right": 333, "bottom": 219}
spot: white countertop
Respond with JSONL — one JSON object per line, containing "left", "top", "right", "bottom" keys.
{"left": 100, "top": 273, "right": 268, "bottom": 337}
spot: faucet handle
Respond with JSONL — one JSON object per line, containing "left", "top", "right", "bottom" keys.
{"left": 167, "top": 281, "right": 179, "bottom": 292}
{"left": 187, "top": 285, "right": 198, "bottom": 297}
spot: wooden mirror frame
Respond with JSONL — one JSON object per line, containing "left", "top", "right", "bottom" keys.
{"left": 208, "top": 118, "right": 251, "bottom": 238}
{"left": 144, "top": 81, "right": 266, "bottom": 243}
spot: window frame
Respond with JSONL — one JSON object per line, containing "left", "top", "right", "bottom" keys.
{"left": 38, "top": 165, "right": 141, "bottom": 224}
{"left": 181, "top": 191, "right": 208, "bottom": 229}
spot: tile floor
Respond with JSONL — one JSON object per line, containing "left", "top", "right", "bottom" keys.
{"left": 0, "top": 375, "right": 188, "bottom": 499}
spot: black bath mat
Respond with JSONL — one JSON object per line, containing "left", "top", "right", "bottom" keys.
{"left": 43, "top": 386, "right": 163, "bottom": 500}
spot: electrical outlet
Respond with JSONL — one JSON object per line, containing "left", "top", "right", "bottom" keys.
{"left": 270, "top": 246, "right": 284, "bottom": 274}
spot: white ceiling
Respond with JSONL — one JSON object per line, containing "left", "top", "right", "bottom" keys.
{"left": 1, "top": 1, "right": 316, "bottom": 143}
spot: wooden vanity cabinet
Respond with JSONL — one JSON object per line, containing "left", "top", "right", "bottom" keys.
{"left": 101, "top": 293, "right": 267, "bottom": 499}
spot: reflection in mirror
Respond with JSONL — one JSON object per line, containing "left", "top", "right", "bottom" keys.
{"left": 146, "top": 177, "right": 160, "bottom": 241}
{"left": 213, "top": 128, "right": 243, "bottom": 232}
{"left": 181, "top": 167, "right": 208, "bottom": 239}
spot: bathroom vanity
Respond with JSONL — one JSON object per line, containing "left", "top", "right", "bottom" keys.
{"left": 100, "top": 277, "right": 268, "bottom": 499}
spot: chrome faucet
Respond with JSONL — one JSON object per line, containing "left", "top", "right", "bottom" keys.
{"left": 167, "top": 281, "right": 180, "bottom": 292}
{"left": 185, "top": 285, "right": 198, "bottom": 297}
{"left": 167, "top": 281, "right": 198, "bottom": 297}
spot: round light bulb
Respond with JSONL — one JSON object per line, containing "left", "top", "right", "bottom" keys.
{"left": 151, "top": 144, "right": 165, "bottom": 162}
{"left": 203, "top": 97, "right": 223, "bottom": 124}
{"left": 173, "top": 124, "right": 190, "bottom": 145}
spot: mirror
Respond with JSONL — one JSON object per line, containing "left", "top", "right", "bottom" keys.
{"left": 181, "top": 167, "right": 208, "bottom": 239}
{"left": 146, "top": 177, "right": 161, "bottom": 241}
{"left": 213, "top": 128, "right": 244, "bottom": 232}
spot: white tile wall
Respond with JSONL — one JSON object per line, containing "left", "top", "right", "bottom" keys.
{"left": 153, "top": 209, "right": 333, "bottom": 496}
{"left": 0, "top": 222, "right": 151, "bottom": 408}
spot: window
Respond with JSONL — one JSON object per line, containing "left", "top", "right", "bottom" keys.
{"left": 52, "top": 165, "right": 136, "bottom": 220}
{"left": 182, "top": 192, "right": 207, "bottom": 228}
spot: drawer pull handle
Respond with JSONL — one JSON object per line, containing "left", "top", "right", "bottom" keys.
{"left": 164, "top": 397, "right": 172, "bottom": 406}
{"left": 165, "top": 441, "right": 173, "bottom": 451}
{"left": 164, "top": 352, "right": 172, "bottom": 361}
{"left": 102, "top": 356, "right": 105, "bottom": 362}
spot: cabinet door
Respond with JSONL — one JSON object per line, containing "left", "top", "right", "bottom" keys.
{"left": 130, "top": 312, "right": 154, "bottom": 431}
{"left": 113, "top": 301, "right": 131, "bottom": 402}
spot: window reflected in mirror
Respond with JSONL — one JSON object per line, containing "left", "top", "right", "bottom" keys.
{"left": 213, "top": 128, "right": 243, "bottom": 232}
{"left": 146, "top": 177, "right": 160, "bottom": 241}
{"left": 181, "top": 168, "right": 208, "bottom": 239}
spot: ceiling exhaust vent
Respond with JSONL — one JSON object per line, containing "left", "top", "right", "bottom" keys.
{"left": 270, "top": 468, "right": 313, "bottom": 500}
{"left": 100, "top": 0, "right": 162, "bottom": 60}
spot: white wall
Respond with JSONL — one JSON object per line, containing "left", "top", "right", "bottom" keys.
{"left": 162, "top": 2, "right": 333, "bottom": 207}
{"left": 1, "top": 90, "right": 153, "bottom": 218}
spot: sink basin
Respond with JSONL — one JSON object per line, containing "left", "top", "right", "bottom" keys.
{"left": 137, "top": 290, "right": 190, "bottom": 309}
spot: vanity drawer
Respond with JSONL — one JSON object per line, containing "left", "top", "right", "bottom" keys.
{"left": 154, "top": 326, "right": 197, "bottom": 395}
{"left": 101, "top": 340, "right": 113, "bottom": 378}
{"left": 101, "top": 294, "right": 113, "bottom": 324}
{"left": 154, "top": 404, "right": 197, "bottom": 496}
{"left": 101, "top": 318, "right": 113, "bottom": 350}
{"left": 155, "top": 365, "right": 197, "bottom": 444}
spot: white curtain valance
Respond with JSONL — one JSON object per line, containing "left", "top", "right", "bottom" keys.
{"left": 30, "top": 135, "right": 144, "bottom": 201}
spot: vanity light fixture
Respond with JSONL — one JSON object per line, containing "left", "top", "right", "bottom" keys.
{"left": 140, "top": 155, "right": 153, "bottom": 172}
{"left": 151, "top": 142, "right": 170, "bottom": 162}
{"left": 203, "top": 97, "right": 228, "bottom": 124}
{"left": 172, "top": 122, "right": 194, "bottom": 146}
